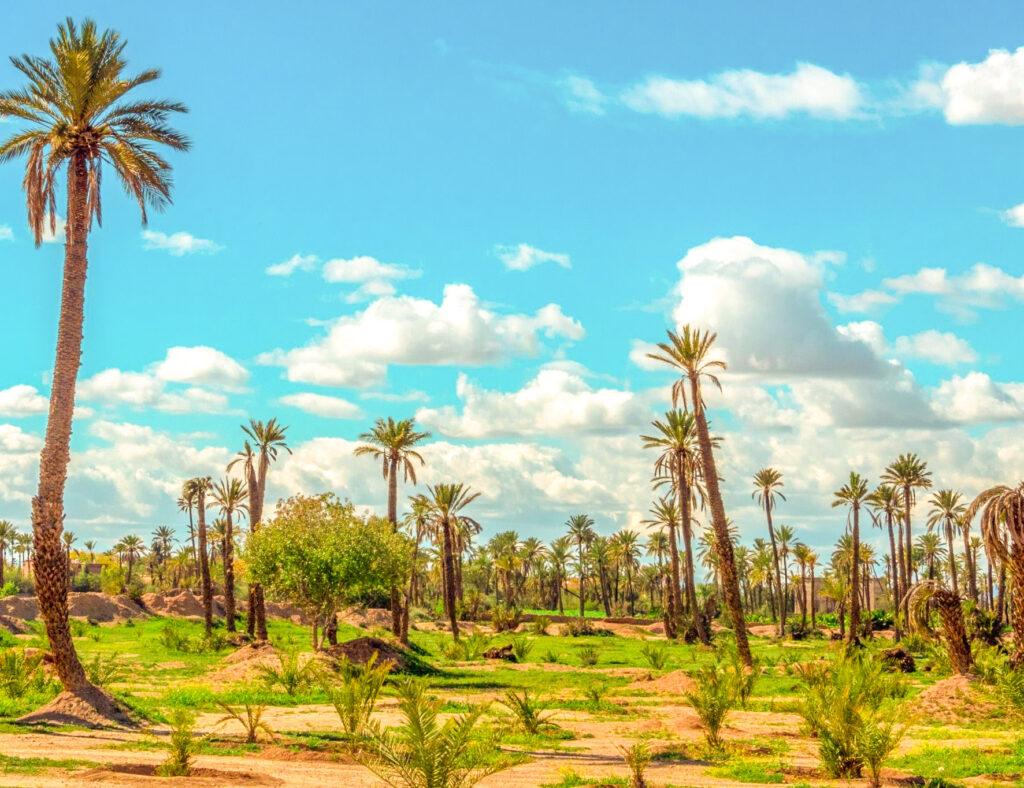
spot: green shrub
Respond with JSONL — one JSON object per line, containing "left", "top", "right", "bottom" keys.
{"left": 322, "top": 654, "right": 391, "bottom": 739}
{"left": 157, "top": 710, "right": 197, "bottom": 777}
{"left": 565, "top": 619, "right": 596, "bottom": 637}
{"left": 491, "top": 606, "right": 521, "bottom": 633}
{"left": 542, "top": 649, "right": 561, "bottom": 664}
{"left": 510, "top": 636, "right": 533, "bottom": 662}
{"left": 461, "top": 631, "right": 490, "bottom": 661}
{"left": 531, "top": 616, "right": 552, "bottom": 636}
{"left": 684, "top": 663, "right": 736, "bottom": 749}
{"left": 0, "top": 650, "right": 44, "bottom": 699}
{"left": 255, "top": 648, "right": 315, "bottom": 696}
{"left": 640, "top": 642, "right": 668, "bottom": 671}
{"left": 497, "top": 689, "right": 558, "bottom": 735}
{"left": 857, "top": 715, "right": 905, "bottom": 788}
{"left": 620, "top": 741, "right": 651, "bottom": 788}
{"left": 85, "top": 653, "right": 125, "bottom": 688}
{"left": 577, "top": 645, "right": 600, "bottom": 667}
{"left": 216, "top": 701, "right": 275, "bottom": 744}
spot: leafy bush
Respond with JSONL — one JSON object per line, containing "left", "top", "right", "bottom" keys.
{"left": 531, "top": 616, "right": 551, "bottom": 636}
{"left": 969, "top": 607, "right": 1004, "bottom": 646}
{"left": 620, "top": 741, "right": 651, "bottom": 788}
{"left": 157, "top": 710, "right": 197, "bottom": 777}
{"left": 640, "top": 643, "right": 668, "bottom": 671}
{"left": 996, "top": 663, "right": 1024, "bottom": 714}
{"left": 0, "top": 650, "right": 45, "bottom": 698}
{"left": 255, "top": 648, "right": 316, "bottom": 696}
{"left": 583, "top": 684, "right": 607, "bottom": 709}
{"left": 0, "top": 582, "right": 17, "bottom": 598}
{"left": 322, "top": 654, "right": 391, "bottom": 738}
{"left": 497, "top": 689, "right": 558, "bottom": 735}
{"left": 868, "top": 610, "right": 894, "bottom": 630}
{"left": 684, "top": 664, "right": 736, "bottom": 749}
{"left": 357, "top": 678, "right": 512, "bottom": 787}
{"left": 727, "top": 651, "right": 761, "bottom": 710}
{"left": 510, "top": 637, "right": 533, "bottom": 662}
{"left": 901, "top": 633, "right": 929, "bottom": 654}
{"left": 461, "top": 631, "right": 490, "bottom": 661}
{"left": 491, "top": 606, "right": 521, "bottom": 633}
{"left": 542, "top": 649, "right": 560, "bottom": 664}
{"left": 85, "top": 654, "right": 125, "bottom": 688}
{"left": 565, "top": 619, "right": 596, "bottom": 637}
{"left": 857, "top": 716, "right": 905, "bottom": 788}
{"left": 577, "top": 645, "right": 600, "bottom": 667}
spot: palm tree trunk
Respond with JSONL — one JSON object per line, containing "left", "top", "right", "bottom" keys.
{"left": 1009, "top": 543, "right": 1024, "bottom": 668}
{"left": 847, "top": 505, "right": 861, "bottom": 647}
{"left": 677, "top": 462, "right": 708, "bottom": 643}
{"left": 578, "top": 546, "right": 586, "bottom": 619}
{"left": 886, "top": 518, "right": 902, "bottom": 641}
{"left": 441, "top": 520, "right": 459, "bottom": 640}
{"left": 689, "top": 377, "right": 751, "bottom": 666}
{"left": 386, "top": 457, "right": 403, "bottom": 639}
{"left": 197, "top": 487, "right": 213, "bottom": 635}
{"left": 223, "top": 513, "right": 235, "bottom": 632}
{"left": 810, "top": 565, "right": 816, "bottom": 627}
{"left": 962, "top": 527, "right": 978, "bottom": 603}
{"left": 945, "top": 523, "right": 959, "bottom": 596}
{"left": 30, "top": 152, "right": 91, "bottom": 692}
{"left": 764, "top": 506, "right": 785, "bottom": 638}
{"left": 801, "top": 565, "right": 808, "bottom": 627}
{"left": 903, "top": 487, "right": 913, "bottom": 621}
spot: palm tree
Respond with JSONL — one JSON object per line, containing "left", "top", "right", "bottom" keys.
{"left": 0, "top": 521, "right": 15, "bottom": 587}
{"left": 178, "top": 482, "right": 198, "bottom": 577}
{"left": 866, "top": 485, "right": 904, "bottom": 638}
{"left": 589, "top": 536, "right": 613, "bottom": 616}
{"left": 354, "top": 417, "right": 430, "bottom": 640}
{"left": 613, "top": 529, "right": 642, "bottom": 616}
{"left": 806, "top": 548, "right": 819, "bottom": 628}
{"left": 907, "top": 580, "right": 973, "bottom": 675}
{"left": 151, "top": 526, "right": 176, "bottom": 587}
{"left": 566, "top": 514, "right": 596, "bottom": 619}
{"left": 792, "top": 543, "right": 812, "bottom": 628}
{"left": 548, "top": 537, "right": 572, "bottom": 614}
{"left": 229, "top": 419, "right": 291, "bottom": 640}
{"left": 118, "top": 535, "right": 145, "bottom": 586}
{"left": 647, "top": 326, "right": 751, "bottom": 665}
{"left": 186, "top": 476, "right": 215, "bottom": 634}
{"left": 965, "top": 482, "right": 1024, "bottom": 666}
{"left": 83, "top": 540, "right": 96, "bottom": 565}
{"left": 641, "top": 497, "right": 683, "bottom": 635}
{"left": 402, "top": 494, "right": 432, "bottom": 627}
{"left": 61, "top": 531, "right": 76, "bottom": 580}
{"left": 752, "top": 468, "right": 787, "bottom": 637}
{"left": 641, "top": 410, "right": 709, "bottom": 641}
{"left": 645, "top": 529, "right": 670, "bottom": 610}
{"left": 425, "top": 483, "right": 480, "bottom": 640}
{"left": 927, "top": 489, "right": 965, "bottom": 597}
{"left": 820, "top": 572, "right": 850, "bottom": 639}
{"left": 832, "top": 471, "right": 869, "bottom": 647}
{"left": 211, "top": 477, "right": 248, "bottom": 633}
{"left": 882, "top": 454, "right": 932, "bottom": 620}
{"left": 776, "top": 523, "right": 795, "bottom": 629}
{"left": 0, "top": 18, "right": 188, "bottom": 703}
{"left": 916, "top": 533, "right": 945, "bottom": 580}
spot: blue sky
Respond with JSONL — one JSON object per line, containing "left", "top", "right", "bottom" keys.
{"left": 2, "top": 2, "right": 1024, "bottom": 558}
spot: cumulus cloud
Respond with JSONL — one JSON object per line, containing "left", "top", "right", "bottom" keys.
{"left": 561, "top": 75, "right": 607, "bottom": 115}
{"left": 892, "top": 330, "right": 978, "bottom": 365}
{"left": 322, "top": 255, "right": 421, "bottom": 284}
{"left": 152, "top": 346, "right": 249, "bottom": 389}
{"left": 279, "top": 392, "right": 363, "bottom": 419}
{"left": 0, "top": 385, "right": 48, "bottom": 418}
{"left": 142, "top": 230, "right": 223, "bottom": 256}
{"left": 77, "top": 370, "right": 230, "bottom": 414}
{"left": 417, "top": 367, "right": 649, "bottom": 439}
{"left": 933, "top": 372, "right": 1024, "bottom": 423}
{"left": 827, "top": 289, "right": 898, "bottom": 314}
{"left": 621, "top": 63, "right": 865, "bottom": 120}
{"left": 940, "top": 47, "right": 1024, "bottom": 125}
{"left": 1000, "top": 203, "right": 1024, "bottom": 228}
{"left": 266, "top": 253, "right": 319, "bottom": 276}
{"left": 259, "top": 283, "right": 584, "bottom": 387}
{"left": 496, "top": 243, "right": 571, "bottom": 271}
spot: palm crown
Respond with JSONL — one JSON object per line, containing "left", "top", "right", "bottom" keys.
{"left": 355, "top": 417, "right": 431, "bottom": 482}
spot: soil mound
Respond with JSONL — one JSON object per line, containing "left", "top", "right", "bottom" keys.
{"left": 264, "top": 601, "right": 307, "bottom": 623}
{"left": 206, "top": 642, "right": 283, "bottom": 684}
{"left": 339, "top": 607, "right": 392, "bottom": 630}
{"left": 910, "top": 675, "right": 999, "bottom": 723}
{"left": 322, "top": 636, "right": 430, "bottom": 674}
{"left": 627, "top": 668, "right": 697, "bottom": 695}
{"left": 0, "top": 615, "right": 30, "bottom": 634}
{"left": 880, "top": 647, "right": 916, "bottom": 673}
{"left": 0, "top": 595, "right": 38, "bottom": 619}
{"left": 0, "top": 593, "right": 146, "bottom": 623}
{"left": 17, "top": 685, "right": 137, "bottom": 729}
{"left": 141, "top": 589, "right": 207, "bottom": 617}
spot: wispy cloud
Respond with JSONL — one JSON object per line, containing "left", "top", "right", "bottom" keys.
{"left": 0, "top": 225, "right": 12, "bottom": 241}
{"left": 496, "top": 243, "right": 571, "bottom": 271}
{"left": 142, "top": 230, "right": 223, "bottom": 256}
{"left": 561, "top": 75, "right": 607, "bottom": 115}
{"left": 267, "top": 253, "right": 320, "bottom": 276}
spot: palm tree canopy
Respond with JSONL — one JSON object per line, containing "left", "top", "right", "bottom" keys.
{"left": 354, "top": 417, "right": 431, "bottom": 482}
{"left": 645, "top": 326, "right": 726, "bottom": 411}
{"left": 0, "top": 18, "right": 190, "bottom": 244}
{"left": 752, "top": 467, "right": 786, "bottom": 510}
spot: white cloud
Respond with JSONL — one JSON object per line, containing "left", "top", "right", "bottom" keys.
{"left": 941, "top": 47, "right": 1024, "bottom": 125}
{"left": 322, "top": 255, "right": 420, "bottom": 284}
{"left": 266, "top": 253, "right": 319, "bottom": 276}
{"left": 933, "top": 372, "right": 1024, "bottom": 423}
{"left": 279, "top": 392, "right": 363, "bottom": 419}
{"left": 622, "top": 63, "right": 865, "bottom": 120}
{"left": 628, "top": 340, "right": 665, "bottom": 371}
{"left": 1000, "top": 203, "right": 1024, "bottom": 228}
{"left": 359, "top": 390, "right": 430, "bottom": 403}
{"left": 892, "top": 330, "right": 977, "bottom": 365}
{"left": 142, "top": 230, "right": 223, "bottom": 256}
{"left": 496, "top": 243, "right": 571, "bottom": 272}
{"left": 151, "top": 346, "right": 249, "bottom": 389}
{"left": 77, "top": 369, "right": 229, "bottom": 414}
{"left": 417, "top": 367, "right": 649, "bottom": 439}
{"left": 41, "top": 214, "right": 65, "bottom": 244}
{"left": 0, "top": 225, "right": 12, "bottom": 241}
{"left": 259, "top": 283, "right": 584, "bottom": 387}
{"left": 561, "top": 75, "right": 607, "bottom": 115}
{"left": 0, "top": 385, "right": 48, "bottom": 418}
{"left": 827, "top": 289, "right": 898, "bottom": 314}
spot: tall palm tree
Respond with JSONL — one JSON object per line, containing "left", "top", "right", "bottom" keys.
{"left": 548, "top": 537, "right": 572, "bottom": 614}
{"left": 965, "top": 482, "right": 1024, "bottom": 666}
{"left": 882, "top": 454, "right": 932, "bottom": 620}
{"left": 916, "top": 532, "right": 945, "bottom": 580}
{"left": 641, "top": 497, "right": 683, "bottom": 635}
{"left": 589, "top": 536, "right": 613, "bottom": 616}
{"left": 178, "top": 482, "right": 198, "bottom": 578}
{"left": 211, "top": 477, "right": 247, "bottom": 633}
{"left": 645, "top": 528, "right": 670, "bottom": 610}
{"left": 425, "top": 483, "right": 480, "bottom": 640}
{"left": 927, "top": 489, "right": 965, "bottom": 597}
{"left": 866, "top": 485, "right": 904, "bottom": 638}
{"left": 354, "top": 417, "right": 430, "bottom": 640}
{"left": 0, "top": 18, "right": 188, "bottom": 702}
{"left": 647, "top": 326, "right": 751, "bottom": 665}
{"left": 186, "top": 476, "right": 214, "bottom": 634}
{"left": 752, "top": 468, "right": 787, "bottom": 637}
{"left": 806, "top": 548, "right": 819, "bottom": 628}
{"left": 792, "top": 543, "right": 812, "bottom": 628}
{"left": 613, "top": 529, "right": 642, "bottom": 616}
{"left": 402, "top": 494, "right": 432, "bottom": 633}
{"left": 0, "top": 521, "right": 15, "bottom": 587}
{"left": 61, "top": 531, "right": 76, "bottom": 581}
{"left": 566, "top": 514, "right": 596, "bottom": 619}
{"left": 230, "top": 419, "right": 291, "bottom": 640}
{"left": 832, "top": 471, "right": 869, "bottom": 647}
{"left": 118, "top": 535, "right": 145, "bottom": 586}
{"left": 83, "top": 540, "right": 96, "bottom": 565}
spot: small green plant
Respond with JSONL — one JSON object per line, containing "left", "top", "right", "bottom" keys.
{"left": 216, "top": 701, "right": 275, "bottom": 744}
{"left": 255, "top": 648, "right": 315, "bottom": 696}
{"left": 461, "top": 631, "right": 490, "bottom": 661}
{"left": 996, "top": 663, "right": 1024, "bottom": 713}
{"left": 578, "top": 645, "right": 600, "bottom": 667}
{"left": 857, "top": 715, "right": 905, "bottom": 788}
{"left": 0, "top": 649, "right": 43, "bottom": 698}
{"left": 511, "top": 636, "right": 533, "bottom": 662}
{"left": 726, "top": 650, "right": 761, "bottom": 709}
{"left": 157, "top": 709, "right": 197, "bottom": 777}
{"left": 620, "top": 741, "right": 651, "bottom": 788}
{"left": 323, "top": 654, "right": 391, "bottom": 739}
{"left": 640, "top": 642, "right": 668, "bottom": 671}
{"left": 498, "top": 689, "right": 558, "bottom": 735}
{"left": 357, "top": 678, "right": 513, "bottom": 787}
{"left": 531, "top": 616, "right": 552, "bottom": 635}
{"left": 583, "top": 684, "right": 607, "bottom": 709}
{"left": 684, "top": 663, "right": 736, "bottom": 750}
{"left": 84, "top": 653, "right": 126, "bottom": 689}
{"left": 491, "top": 605, "right": 521, "bottom": 633}
{"left": 442, "top": 639, "right": 464, "bottom": 660}
{"left": 566, "top": 619, "right": 596, "bottom": 637}
{"left": 542, "top": 649, "right": 561, "bottom": 664}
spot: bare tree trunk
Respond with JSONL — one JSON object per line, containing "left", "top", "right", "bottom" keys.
{"left": 197, "top": 486, "right": 213, "bottom": 635}
{"left": 31, "top": 152, "right": 91, "bottom": 693}
{"left": 963, "top": 526, "right": 978, "bottom": 604}
{"left": 677, "top": 461, "right": 708, "bottom": 643}
{"left": 847, "top": 504, "right": 861, "bottom": 648}
{"left": 903, "top": 487, "right": 913, "bottom": 621}
{"left": 442, "top": 520, "right": 459, "bottom": 640}
{"left": 690, "top": 377, "right": 751, "bottom": 666}
{"left": 386, "top": 457, "right": 403, "bottom": 639}
{"left": 887, "top": 518, "right": 902, "bottom": 641}
{"left": 764, "top": 504, "right": 785, "bottom": 638}
{"left": 223, "top": 513, "right": 235, "bottom": 632}
{"left": 1010, "top": 543, "right": 1024, "bottom": 668}
{"left": 578, "top": 547, "right": 586, "bottom": 619}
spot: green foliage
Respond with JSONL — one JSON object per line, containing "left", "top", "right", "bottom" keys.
{"left": 215, "top": 701, "right": 275, "bottom": 744}
{"left": 357, "top": 678, "right": 513, "bottom": 787}
{"left": 157, "top": 709, "right": 197, "bottom": 777}
{"left": 565, "top": 619, "right": 596, "bottom": 637}
{"left": 542, "top": 649, "right": 561, "bottom": 664}
{"left": 255, "top": 649, "right": 316, "bottom": 696}
{"left": 995, "top": 664, "right": 1024, "bottom": 714}
{"left": 797, "top": 653, "right": 905, "bottom": 778}
{"left": 461, "top": 632, "right": 490, "bottom": 661}
{"left": 498, "top": 689, "right": 558, "bottom": 735}
{"left": 639, "top": 642, "right": 668, "bottom": 671}
{"left": 531, "top": 616, "right": 552, "bottom": 636}
{"left": 583, "top": 684, "right": 607, "bottom": 709}
{"left": 684, "top": 663, "right": 736, "bottom": 749}
{"left": 246, "top": 493, "right": 411, "bottom": 638}
{"left": 84, "top": 653, "right": 125, "bottom": 688}
{"left": 725, "top": 649, "right": 761, "bottom": 709}
{"left": 0, "top": 582, "right": 18, "bottom": 598}
{"left": 0, "top": 649, "right": 46, "bottom": 698}
{"left": 857, "top": 716, "right": 905, "bottom": 788}
{"left": 577, "top": 645, "right": 600, "bottom": 667}
{"left": 159, "top": 624, "right": 229, "bottom": 654}
{"left": 322, "top": 654, "right": 391, "bottom": 738}
{"left": 619, "top": 741, "right": 651, "bottom": 788}
{"left": 491, "top": 606, "right": 521, "bottom": 633}
{"left": 511, "top": 637, "right": 533, "bottom": 662}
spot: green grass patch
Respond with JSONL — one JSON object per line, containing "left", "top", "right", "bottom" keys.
{"left": 893, "top": 739, "right": 1024, "bottom": 779}
{"left": 708, "top": 758, "right": 785, "bottom": 783}
{"left": 0, "top": 753, "right": 98, "bottom": 775}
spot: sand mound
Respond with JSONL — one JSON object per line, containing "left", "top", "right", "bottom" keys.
{"left": 141, "top": 589, "right": 207, "bottom": 617}
{"left": 263, "top": 601, "right": 307, "bottom": 623}
{"left": 322, "top": 636, "right": 411, "bottom": 671}
{"left": 206, "top": 642, "right": 283, "bottom": 684}
{"left": 910, "top": 675, "right": 999, "bottom": 724}
{"left": 0, "top": 593, "right": 146, "bottom": 623}
{"left": 339, "top": 606, "right": 392, "bottom": 629}
{"left": 0, "top": 595, "right": 39, "bottom": 619}
{"left": 18, "top": 685, "right": 137, "bottom": 729}
{"left": 0, "top": 615, "right": 30, "bottom": 634}
{"left": 627, "top": 668, "right": 697, "bottom": 695}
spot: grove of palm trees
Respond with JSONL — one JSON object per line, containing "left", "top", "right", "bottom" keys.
{"left": 1, "top": 10, "right": 1023, "bottom": 788}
